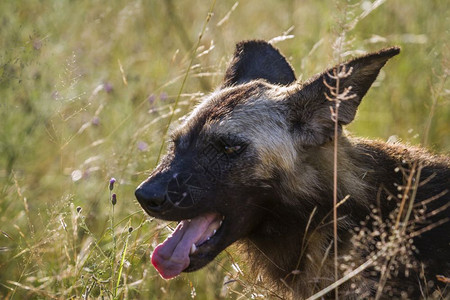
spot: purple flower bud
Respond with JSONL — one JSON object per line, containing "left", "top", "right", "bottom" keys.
{"left": 76, "top": 206, "right": 82, "bottom": 213}
{"left": 148, "top": 94, "right": 156, "bottom": 106}
{"left": 159, "top": 92, "right": 168, "bottom": 101}
{"left": 109, "top": 178, "right": 116, "bottom": 191}
{"left": 103, "top": 82, "right": 113, "bottom": 93}
{"left": 128, "top": 227, "right": 133, "bottom": 233}
{"left": 137, "top": 141, "right": 148, "bottom": 152}
{"left": 91, "top": 116, "right": 100, "bottom": 126}
{"left": 111, "top": 193, "right": 117, "bottom": 205}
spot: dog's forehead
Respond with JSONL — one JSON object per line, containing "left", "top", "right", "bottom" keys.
{"left": 179, "top": 83, "right": 259, "bottom": 128}
{"left": 204, "top": 83, "right": 287, "bottom": 134}
{"left": 173, "top": 81, "right": 289, "bottom": 146}
{"left": 206, "top": 83, "right": 267, "bottom": 120}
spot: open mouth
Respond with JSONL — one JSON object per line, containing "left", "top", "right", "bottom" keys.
{"left": 151, "top": 212, "right": 225, "bottom": 279}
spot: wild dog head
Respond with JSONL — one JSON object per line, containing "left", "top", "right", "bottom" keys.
{"left": 135, "top": 40, "right": 399, "bottom": 279}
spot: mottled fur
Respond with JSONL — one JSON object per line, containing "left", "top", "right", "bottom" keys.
{"left": 136, "top": 41, "right": 449, "bottom": 299}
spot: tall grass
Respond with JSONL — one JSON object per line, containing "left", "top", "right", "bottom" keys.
{"left": 0, "top": 0, "right": 448, "bottom": 299}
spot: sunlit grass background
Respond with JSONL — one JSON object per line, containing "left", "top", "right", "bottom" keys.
{"left": 0, "top": 0, "right": 448, "bottom": 299}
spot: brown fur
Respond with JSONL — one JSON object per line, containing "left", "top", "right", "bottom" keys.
{"left": 242, "top": 135, "right": 449, "bottom": 298}
{"left": 135, "top": 41, "right": 450, "bottom": 299}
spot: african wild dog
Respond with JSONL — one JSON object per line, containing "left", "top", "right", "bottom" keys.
{"left": 135, "top": 40, "right": 450, "bottom": 298}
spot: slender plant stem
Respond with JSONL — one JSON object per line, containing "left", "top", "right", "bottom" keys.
{"left": 114, "top": 226, "right": 130, "bottom": 299}
{"left": 333, "top": 96, "right": 340, "bottom": 300}
{"left": 422, "top": 71, "right": 448, "bottom": 148}
{"left": 110, "top": 191, "right": 116, "bottom": 298}
{"left": 155, "top": 0, "right": 217, "bottom": 166}
{"left": 394, "top": 162, "right": 417, "bottom": 228}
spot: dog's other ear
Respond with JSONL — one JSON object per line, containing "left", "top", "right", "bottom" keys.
{"left": 223, "top": 40, "right": 296, "bottom": 87}
{"left": 288, "top": 47, "right": 400, "bottom": 146}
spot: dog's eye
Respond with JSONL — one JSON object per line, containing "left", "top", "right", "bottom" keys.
{"left": 217, "top": 136, "right": 246, "bottom": 157}
{"left": 223, "top": 145, "right": 242, "bottom": 155}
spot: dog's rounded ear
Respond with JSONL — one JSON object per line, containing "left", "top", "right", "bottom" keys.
{"left": 223, "top": 40, "right": 296, "bottom": 87}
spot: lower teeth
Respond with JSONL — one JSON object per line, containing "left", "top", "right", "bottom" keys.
{"left": 190, "top": 243, "right": 197, "bottom": 254}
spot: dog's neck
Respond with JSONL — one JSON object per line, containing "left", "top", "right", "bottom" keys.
{"left": 243, "top": 137, "right": 402, "bottom": 297}
{"left": 243, "top": 137, "right": 449, "bottom": 298}
{"left": 243, "top": 137, "right": 374, "bottom": 297}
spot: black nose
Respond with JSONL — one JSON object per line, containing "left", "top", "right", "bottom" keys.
{"left": 135, "top": 172, "right": 202, "bottom": 213}
{"left": 135, "top": 184, "right": 167, "bottom": 211}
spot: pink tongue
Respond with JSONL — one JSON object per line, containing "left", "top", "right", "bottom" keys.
{"left": 151, "top": 212, "right": 219, "bottom": 279}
